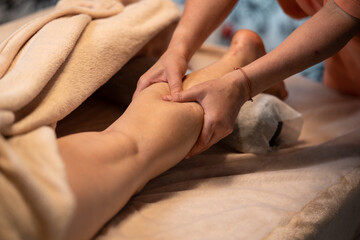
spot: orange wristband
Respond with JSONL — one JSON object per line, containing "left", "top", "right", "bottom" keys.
{"left": 234, "top": 67, "right": 253, "bottom": 102}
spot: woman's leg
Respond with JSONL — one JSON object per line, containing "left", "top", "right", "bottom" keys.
{"left": 58, "top": 30, "right": 267, "bottom": 240}
{"left": 182, "top": 29, "right": 287, "bottom": 99}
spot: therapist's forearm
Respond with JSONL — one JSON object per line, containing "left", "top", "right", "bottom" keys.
{"left": 242, "top": 0, "right": 360, "bottom": 95}
{"left": 168, "top": 0, "right": 238, "bottom": 61}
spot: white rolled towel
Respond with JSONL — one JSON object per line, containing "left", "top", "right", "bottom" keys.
{"left": 222, "top": 93, "right": 303, "bottom": 154}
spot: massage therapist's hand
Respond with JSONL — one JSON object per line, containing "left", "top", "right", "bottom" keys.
{"left": 163, "top": 74, "right": 247, "bottom": 157}
{"left": 133, "top": 49, "right": 188, "bottom": 99}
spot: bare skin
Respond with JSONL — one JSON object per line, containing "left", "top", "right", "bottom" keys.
{"left": 163, "top": 30, "right": 287, "bottom": 156}
{"left": 134, "top": 0, "right": 360, "bottom": 157}
{"left": 58, "top": 30, "right": 266, "bottom": 240}
{"left": 132, "top": 0, "right": 239, "bottom": 97}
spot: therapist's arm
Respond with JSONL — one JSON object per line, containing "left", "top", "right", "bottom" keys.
{"left": 169, "top": 0, "right": 238, "bottom": 62}
{"left": 243, "top": 0, "right": 360, "bottom": 96}
{"left": 133, "top": 0, "right": 238, "bottom": 98}
{"left": 169, "top": 0, "right": 360, "bottom": 157}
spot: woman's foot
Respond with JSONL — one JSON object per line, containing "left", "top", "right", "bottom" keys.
{"left": 184, "top": 29, "right": 288, "bottom": 99}
{"left": 183, "top": 29, "right": 267, "bottom": 88}
{"left": 263, "top": 80, "right": 288, "bottom": 100}
{"left": 226, "top": 29, "right": 288, "bottom": 99}
{"left": 225, "top": 29, "right": 266, "bottom": 67}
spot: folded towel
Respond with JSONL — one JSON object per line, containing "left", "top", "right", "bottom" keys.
{"left": 0, "top": 0, "right": 180, "bottom": 136}
{"left": 0, "top": 126, "right": 74, "bottom": 240}
{"left": 0, "top": 1, "right": 180, "bottom": 239}
{"left": 0, "top": 0, "right": 124, "bottom": 80}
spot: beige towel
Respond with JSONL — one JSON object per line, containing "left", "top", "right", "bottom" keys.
{"left": 0, "top": 0, "right": 179, "bottom": 135}
{"left": 0, "top": 1, "right": 180, "bottom": 239}
{"left": 0, "top": 127, "right": 73, "bottom": 240}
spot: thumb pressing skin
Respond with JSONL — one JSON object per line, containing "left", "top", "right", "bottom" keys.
{"left": 162, "top": 88, "right": 199, "bottom": 103}
{"left": 168, "top": 77, "right": 183, "bottom": 97}
{"left": 165, "top": 59, "right": 187, "bottom": 96}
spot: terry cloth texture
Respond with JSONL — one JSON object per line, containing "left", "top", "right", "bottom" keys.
{"left": 0, "top": 0, "right": 180, "bottom": 239}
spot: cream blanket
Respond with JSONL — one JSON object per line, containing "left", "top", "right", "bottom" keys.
{"left": 0, "top": 1, "right": 179, "bottom": 239}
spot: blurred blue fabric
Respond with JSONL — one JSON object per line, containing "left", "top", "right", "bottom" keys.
{"left": 0, "top": 0, "right": 57, "bottom": 24}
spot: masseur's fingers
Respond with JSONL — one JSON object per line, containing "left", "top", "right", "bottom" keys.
{"left": 163, "top": 86, "right": 211, "bottom": 157}
{"left": 186, "top": 111, "right": 235, "bottom": 157}
{"left": 186, "top": 114, "right": 214, "bottom": 157}
{"left": 164, "top": 75, "right": 247, "bottom": 158}
{"left": 133, "top": 66, "right": 164, "bottom": 99}
{"left": 163, "top": 83, "right": 227, "bottom": 157}
{"left": 166, "top": 68, "right": 183, "bottom": 96}
{"left": 162, "top": 84, "right": 200, "bottom": 102}
{"left": 164, "top": 55, "right": 187, "bottom": 96}
{"left": 133, "top": 79, "right": 151, "bottom": 100}
{"left": 133, "top": 49, "right": 188, "bottom": 100}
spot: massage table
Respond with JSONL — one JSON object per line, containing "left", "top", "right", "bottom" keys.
{"left": 1, "top": 2, "right": 360, "bottom": 240}
{"left": 62, "top": 46, "right": 360, "bottom": 240}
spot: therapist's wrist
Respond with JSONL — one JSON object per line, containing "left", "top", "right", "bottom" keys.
{"left": 168, "top": 29, "right": 201, "bottom": 62}
{"left": 167, "top": 43, "right": 190, "bottom": 61}
{"left": 221, "top": 70, "right": 251, "bottom": 105}
{"left": 234, "top": 67, "right": 254, "bottom": 102}
{"left": 231, "top": 68, "right": 254, "bottom": 103}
